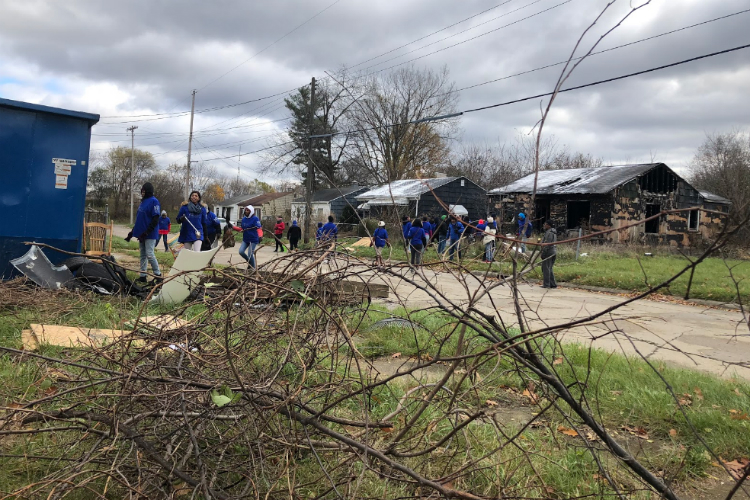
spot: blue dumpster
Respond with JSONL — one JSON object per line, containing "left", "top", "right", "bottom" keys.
{"left": 0, "top": 98, "right": 100, "bottom": 279}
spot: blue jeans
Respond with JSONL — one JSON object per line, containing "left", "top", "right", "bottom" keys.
{"left": 485, "top": 242, "right": 495, "bottom": 262}
{"left": 139, "top": 239, "right": 161, "bottom": 278}
{"left": 448, "top": 239, "right": 460, "bottom": 261}
{"left": 239, "top": 241, "right": 257, "bottom": 269}
{"left": 437, "top": 236, "right": 447, "bottom": 256}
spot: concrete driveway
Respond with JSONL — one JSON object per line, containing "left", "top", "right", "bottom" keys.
{"left": 112, "top": 224, "right": 750, "bottom": 379}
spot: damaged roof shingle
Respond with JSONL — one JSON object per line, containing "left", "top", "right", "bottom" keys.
{"left": 356, "top": 177, "right": 460, "bottom": 201}
{"left": 490, "top": 164, "right": 664, "bottom": 195}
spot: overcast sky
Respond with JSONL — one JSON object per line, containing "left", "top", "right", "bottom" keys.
{"left": 1, "top": 0, "right": 748, "bottom": 184}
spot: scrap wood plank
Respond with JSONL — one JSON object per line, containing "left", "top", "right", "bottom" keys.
{"left": 23, "top": 324, "right": 134, "bottom": 351}
{"left": 126, "top": 315, "right": 191, "bottom": 331}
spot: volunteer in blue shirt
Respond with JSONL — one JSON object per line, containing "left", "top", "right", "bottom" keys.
{"left": 126, "top": 182, "right": 163, "bottom": 283}
{"left": 201, "top": 207, "right": 222, "bottom": 251}
{"left": 371, "top": 220, "right": 390, "bottom": 268}
{"left": 407, "top": 219, "right": 427, "bottom": 267}
{"left": 517, "top": 212, "right": 533, "bottom": 253}
{"left": 177, "top": 191, "right": 207, "bottom": 251}
{"left": 233, "top": 205, "right": 261, "bottom": 269}
{"left": 315, "top": 222, "right": 324, "bottom": 242}
{"left": 448, "top": 216, "right": 464, "bottom": 262}
{"left": 320, "top": 216, "right": 338, "bottom": 244}
{"left": 401, "top": 216, "right": 412, "bottom": 253}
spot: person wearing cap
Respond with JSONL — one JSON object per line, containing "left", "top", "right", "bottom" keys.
{"left": 517, "top": 212, "right": 533, "bottom": 253}
{"left": 475, "top": 218, "right": 487, "bottom": 243}
{"left": 177, "top": 190, "right": 207, "bottom": 251}
{"left": 232, "top": 205, "right": 261, "bottom": 269}
{"left": 541, "top": 220, "right": 557, "bottom": 288}
{"left": 371, "top": 221, "right": 390, "bottom": 267}
{"left": 287, "top": 220, "right": 302, "bottom": 251}
{"left": 482, "top": 217, "right": 497, "bottom": 263}
{"left": 127, "top": 182, "right": 163, "bottom": 283}
{"left": 158, "top": 210, "right": 171, "bottom": 252}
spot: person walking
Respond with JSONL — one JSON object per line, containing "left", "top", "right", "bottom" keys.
{"left": 320, "top": 215, "right": 338, "bottom": 244}
{"left": 482, "top": 219, "right": 497, "bottom": 263}
{"left": 541, "top": 220, "right": 557, "bottom": 288}
{"left": 126, "top": 182, "right": 163, "bottom": 284}
{"left": 287, "top": 220, "right": 302, "bottom": 251}
{"left": 158, "top": 210, "right": 171, "bottom": 252}
{"left": 436, "top": 215, "right": 448, "bottom": 256}
{"left": 233, "top": 205, "right": 261, "bottom": 269}
{"left": 201, "top": 206, "right": 222, "bottom": 251}
{"left": 401, "top": 216, "right": 412, "bottom": 254}
{"left": 273, "top": 216, "right": 286, "bottom": 252}
{"left": 407, "top": 219, "right": 427, "bottom": 267}
{"left": 177, "top": 190, "right": 207, "bottom": 251}
{"left": 371, "top": 220, "right": 390, "bottom": 268}
{"left": 517, "top": 212, "right": 533, "bottom": 253}
{"left": 447, "top": 216, "right": 464, "bottom": 261}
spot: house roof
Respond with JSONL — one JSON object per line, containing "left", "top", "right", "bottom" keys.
{"left": 216, "top": 193, "right": 263, "bottom": 207}
{"left": 292, "top": 185, "right": 368, "bottom": 203}
{"left": 699, "top": 190, "right": 731, "bottom": 205}
{"left": 490, "top": 164, "right": 665, "bottom": 195}
{"left": 240, "top": 191, "right": 293, "bottom": 206}
{"left": 356, "top": 177, "right": 467, "bottom": 202}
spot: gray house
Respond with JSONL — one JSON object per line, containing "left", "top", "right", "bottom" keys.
{"left": 291, "top": 185, "right": 369, "bottom": 224}
{"left": 356, "top": 176, "right": 487, "bottom": 220}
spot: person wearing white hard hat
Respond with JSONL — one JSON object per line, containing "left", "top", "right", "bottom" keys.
{"left": 232, "top": 205, "right": 262, "bottom": 269}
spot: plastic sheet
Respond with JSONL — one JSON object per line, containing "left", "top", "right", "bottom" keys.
{"left": 152, "top": 246, "right": 220, "bottom": 305}
{"left": 10, "top": 245, "right": 74, "bottom": 289}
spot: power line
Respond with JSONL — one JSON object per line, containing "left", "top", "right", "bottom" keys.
{"left": 360, "top": 0, "right": 567, "bottom": 75}
{"left": 313, "top": 42, "right": 750, "bottom": 139}
{"left": 346, "top": 0, "right": 516, "bottom": 70}
{"left": 441, "top": 7, "right": 750, "bottom": 97}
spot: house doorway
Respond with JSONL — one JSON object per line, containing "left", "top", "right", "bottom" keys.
{"left": 566, "top": 201, "right": 590, "bottom": 229}
{"left": 645, "top": 204, "right": 660, "bottom": 233}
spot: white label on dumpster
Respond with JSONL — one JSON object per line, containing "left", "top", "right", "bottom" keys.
{"left": 55, "top": 175, "right": 68, "bottom": 189}
{"left": 54, "top": 163, "right": 72, "bottom": 175}
{"left": 52, "top": 158, "right": 76, "bottom": 166}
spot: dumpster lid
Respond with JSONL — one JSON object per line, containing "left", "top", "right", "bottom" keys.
{"left": 0, "top": 97, "right": 100, "bottom": 124}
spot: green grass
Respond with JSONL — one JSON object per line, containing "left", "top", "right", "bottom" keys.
{"left": 337, "top": 237, "right": 750, "bottom": 303}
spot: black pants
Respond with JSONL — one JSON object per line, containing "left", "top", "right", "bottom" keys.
{"left": 161, "top": 234, "right": 169, "bottom": 251}
{"left": 274, "top": 235, "right": 285, "bottom": 251}
{"left": 410, "top": 244, "right": 423, "bottom": 266}
{"left": 542, "top": 253, "right": 557, "bottom": 288}
{"left": 289, "top": 238, "right": 299, "bottom": 251}
{"left": 201, "top": 234, "right": 216, "bottom": 251}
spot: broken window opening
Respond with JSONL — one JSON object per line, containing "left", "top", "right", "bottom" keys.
{"left": 688, "top": 209, "right": 699, "bottom": 231}
{"left": 566, "top": 201, "right": 590, "bottom": 229}
{"left": 645, "top": 204, "right": 660, "bottom": 233}
{"left": 639, "top": 165, "right": 676, "bottom": 194}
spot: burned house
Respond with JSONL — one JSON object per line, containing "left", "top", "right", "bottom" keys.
{"left": 489, "top": 163, "right": 730, "bottom": 247}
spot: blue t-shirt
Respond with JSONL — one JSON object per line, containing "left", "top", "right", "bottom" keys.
{"left": 408, "top": 226, "right": 426, "bottom": 246}
{"left": 321, "top": 222, "right": 338, "bottom": 241}
{"left": 402, "top": 221, "right": 412, "bottom": 238}
{"left": 158, "top": 216, "right": 170, "bottom": 232}
{"left": 316, "top": 226, "right": 324, "bottom": 241}
{"left": 241, "top": 215, "right": 261, "bottom": 244}
{"left": 449, "top": 221, "right": 464, "bottom": 241}
{"left": 133, "top": 196, "right": 160, "bottom": 240}
{"left": 373, "top": 227, "right": 388, "bottom": 248}
{"left": 205, "top": 211, "right": 220, "bottom": 236}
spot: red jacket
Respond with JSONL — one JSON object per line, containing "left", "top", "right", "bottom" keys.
{"left": 274, "top": 221, "right": 285, "bottom": 235}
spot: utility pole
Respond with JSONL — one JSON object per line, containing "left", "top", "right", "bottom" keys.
{"left": 237, "top": 145, "right": 241, "bottom": 182}
{"left": 186, "top": 89, "right": 197, "bottom": 198}
{"left": 127, "top": 125, "right": 138, "bottom": 225}
{"left": 304, "top": 77, "right": 316, "bottom": 243}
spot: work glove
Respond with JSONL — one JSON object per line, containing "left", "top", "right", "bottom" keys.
{"left": 125, "top": 231, "right": 133, "bottom": 242}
